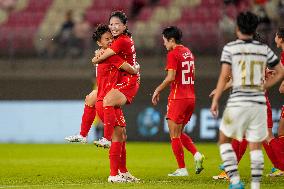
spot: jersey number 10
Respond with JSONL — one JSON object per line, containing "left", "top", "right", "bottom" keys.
{"left": 182, "top": 61, "right": 194, "bottom": 85}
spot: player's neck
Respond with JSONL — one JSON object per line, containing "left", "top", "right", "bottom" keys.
{"left": 237, "top": 33, "right": 253, "bottom": 41}
{"left": 172, "top": 43, "right": 183, "bottom": 50}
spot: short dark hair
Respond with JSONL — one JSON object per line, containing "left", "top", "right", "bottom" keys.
{"left": 92, "top": 24, "right": 110, "bottom": 42}
{"left": 277, "top": 27, "right": 284, "bottom": 39}
{"left": 237, "top": 11, "right": 259, "bottom": 35}
{"left": 162, "top": 26, "right": 182, "bottom": 44}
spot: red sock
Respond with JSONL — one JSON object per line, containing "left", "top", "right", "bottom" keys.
{"left": 109, "top": 142, "right": 122, "bottom": 176}
{"left": 79, "top": 104, "right": 96, "bottom": 137}
{"left": 231, "top": 139, "right": 240, "bottom": 161}
{"left": 262, "top": 141, "right": 279, "bottom": 168}
{"left": 238, "top": 139, "right": 248, "bottom": 162}
{"left": 180, "top": 133, "right": 197, "bottom": 155}
{"left": 103, "top": 106, "right": 115, "bottom": 140}
{"left": 119, "top": 141, "right": 128, "bottom": 173}
{"left": 171, "top": 138, "right": 185, "bottom": 168}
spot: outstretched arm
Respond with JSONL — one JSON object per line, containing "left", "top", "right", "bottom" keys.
{"left": 209, "top": 76, "right": 232, "bottom": 98}
{"left": 92, "top": 48, "right": 116, "bottom": 64}
{"left": 152, "top": 69, "right": 176, "bottom": 105}
{"left": 264, "top": 63, "right": 284, "bottom": 90}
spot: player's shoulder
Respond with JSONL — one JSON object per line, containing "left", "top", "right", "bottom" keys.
{"left": 224, "top": 39, "right": 243, "bottom": 48}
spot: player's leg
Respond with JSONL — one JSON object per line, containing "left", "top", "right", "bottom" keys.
{"left": 213, "top": 138, "right": 248, "bottom": 180}
{"left": 108, "top": 126, "right": 127, "bottom": 183}
{"left": 95, "top": 89, "right": 127, "bottom": 145}
{"left": 246, "top": 105, "right": 268, "bottom": 189}
{"left": 65, "top": 90, "right": 97, "bottom": 143}
{"left": 248, "top": 142, "right": 264, "bottom": 189}
{"left": 119, "top": 127, "right": 140, "bottom": 182}
{"left": 180, "top": 99, "right": 204, "bottom": 174}
{"left": 218, "top": 107, "right": 245, "bottom": 188}
{"left": 168, "top": 119, "right": 188, "bottom": 176}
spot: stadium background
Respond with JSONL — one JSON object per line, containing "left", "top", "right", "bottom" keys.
{"left": 0, "top": 0, "right": 283, "bottom": 143}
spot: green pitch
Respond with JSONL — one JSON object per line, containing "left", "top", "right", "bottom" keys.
{"left": 0, "top": 143, "right": 282, "bottom": 189}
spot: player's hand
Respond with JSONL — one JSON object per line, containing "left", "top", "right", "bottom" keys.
{"left": 134, "top": 63, "right": 140, "bottom": 74}
{"left": 210, "top": 100, "right": 219, "bottom": 118}
{"left": 152, "top": 90, "right": 160, "bottom": 105}
{"left": 209, "top": 89, "right": 217, "bottom": 98}
{"left": 92, "top": 49, "right": 104, "bottom": 63}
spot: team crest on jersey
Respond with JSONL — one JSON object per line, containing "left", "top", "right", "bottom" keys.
{"left": 182, "top": 52, "right": 193, "bottom": 59}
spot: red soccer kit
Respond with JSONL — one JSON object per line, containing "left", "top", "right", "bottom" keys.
{"left": 95, "top": 54, "right": 126, "bottom": 127}
{"left": 110, "top": 34, "right": 139, "bottom": 104}
{"left": 281, "top": 51, "right": 284, "bottom": 119}
{"left": 165, "top": 45, "right": 195, "bottom": 125}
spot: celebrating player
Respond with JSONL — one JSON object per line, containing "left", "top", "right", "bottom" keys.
{"left": 92, "top": 24, "right": 139, "bottom": 182}
{"left": 92, "top": 11, "right": 140, "bottom": 148}
{"left": 152, "top": 26, "right": 205, "bottom": 176}
{"left": 210, "top": 11, "right": 283, "bottom": 189}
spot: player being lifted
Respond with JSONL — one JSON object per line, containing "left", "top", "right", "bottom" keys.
{"left": 92, "top": 11, "right": 140, "bottom": 148}
{"left": 152, "top": 26, "right": 205, "bottom": 176}
{"left": 210, "top": 12, "right": 283, "bottom": 189}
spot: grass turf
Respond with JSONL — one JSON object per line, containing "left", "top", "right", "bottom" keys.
{"left": 0, "top": 142, "right": 283, "bottom": 189}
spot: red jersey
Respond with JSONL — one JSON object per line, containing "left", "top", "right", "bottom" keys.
{"left": 281, "top": 51, "right": 284, "bottom": 66}
{"left": 166, "top": 45, "right": 195, "bottom": 100}
{"left": 110, "top": 34, "right": 139, "bottom": 83}
{"left": 96, "top": 55, "right": 125, "bottom": 101}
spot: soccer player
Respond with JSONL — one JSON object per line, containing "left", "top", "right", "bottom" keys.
{"left": 152, "top": 26, "right": 204, "bottom": 176}
{"left": 92, "top": 24, "right": 139, "bottom": 182}
{"left": 92, "top": 11, "right": 140, "bottom": 148}
{"left": 211, "top": 11, "right": 283, "bottom": 189}
{"left": 210, "top": 70, "right": 283, "bottom": 179}
{"left": 264, "top": 27, "right": 284, "bottom": 174}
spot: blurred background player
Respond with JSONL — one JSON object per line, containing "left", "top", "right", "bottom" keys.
{"left": 210, "top": 11, "right": 283, "bottom": 189}
{"left": 92, "top": 11, "right": 140, "bottom": 148}
{"left": 91, "top": 24, "right": 139, "bottom": 182}
{"left": 152, "top": 26, "right": 205, "bottom": 177}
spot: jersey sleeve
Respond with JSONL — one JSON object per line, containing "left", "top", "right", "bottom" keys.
{"left": 220, "top": 45, "right": 232, "bottom": 65}
{"left": 108, "top": 55, "right": 125, "bottom": 69}
{"left": 266, "top": 46, "right": 279, "bottom": 68}
{"left": 166, "top": 52, "right": 178, "bottom": 70}
{"left": 110, "top": 38, "right": 125, "bottom": 54}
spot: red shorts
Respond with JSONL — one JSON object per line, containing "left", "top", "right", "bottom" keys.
{"left": 166, "top": 98, "right": 195, "bottom": 125}
{"left": 95, "top": 100, "right": 126, "bottom": 127}
{"left": 114, "top": 78, "right": 139, "bottom": 104}
{"left": 281, "top": 105, "right": 284, "bottom": 119}
{"left": 266, "top": 95, "right": 273, "bottom": 128}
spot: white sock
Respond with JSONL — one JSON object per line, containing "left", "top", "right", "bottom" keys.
{"left": 194, "top": 152, "right": 202, "bottom": 161}
{"left": 251, "top": 182, "right": 260, "bottom": 189}
{"left": 219, "top": 143, "right": 240, "bottom": 185}
{"left": 250, "top": 150, "right": 264, "bottom": 188}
